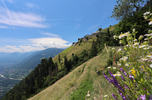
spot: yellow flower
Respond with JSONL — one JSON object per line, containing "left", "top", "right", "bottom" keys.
{"left": 141, "top": 65, "right": 145, "bottom": 69}
{"left": 131, "top": 69, "right": 136, "bottom": 77}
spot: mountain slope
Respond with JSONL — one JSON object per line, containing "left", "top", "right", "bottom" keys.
{"left": 28, "top": 47, "right": 116, "bottom": 100}
{"left": 17, "top": 48, "right": 64, "bottom": 70}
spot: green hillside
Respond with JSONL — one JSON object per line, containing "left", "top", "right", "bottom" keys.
{"left": 28, "top": 47, "right": 117, "bottom": 100}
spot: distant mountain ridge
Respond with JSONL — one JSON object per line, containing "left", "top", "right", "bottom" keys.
{"left": 17, "top": 48, "right": 64, "bottom": 70}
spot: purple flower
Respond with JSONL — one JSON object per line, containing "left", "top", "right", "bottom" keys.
{"left": 140, "top": 94, "right": 146, "bottom": 100}
{"left": 120, "top": 68, "right": 123, "bottom": 70}
{"left": 112, "top": 94, "right": 117, "bottom": 100}
{"left": 125, "top": 85, "right": 129, "bottom": 89}
{"left": 120, "top": 68, "right": 127, "bottom": 76}
{"left": 103, "top": 73, "right": 111, "bottom": 83}
{"left": 121, "top": 75, "right": 126, "bottom": 81}
{"left": 148, "top": 95, "right": 152, "bottom": 100}
{"left": 113, "top": 78, "right": 119, "bottom": 86}
{"left": 122, "top": 70, "right": 127, "bottom": 76}
{"left": 118, "top": 89, "right": 126, "bottom": 99}
{"left": 129, "top": 74, "right": 134, "bottom": 80}
{"left": 109, "top": 70, "right": 116, "bottom": 79}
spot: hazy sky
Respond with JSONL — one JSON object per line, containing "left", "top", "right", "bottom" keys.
{"left": 0, "top": 0, "right": 119, "bottom": 53}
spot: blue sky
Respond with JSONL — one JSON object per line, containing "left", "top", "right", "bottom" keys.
{"left": 0, "top": 0, "right": 119, "bottom": 53}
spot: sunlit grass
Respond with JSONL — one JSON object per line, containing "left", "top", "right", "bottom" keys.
{"left": 28, "top": 47, "right": 117, "bottom": 100}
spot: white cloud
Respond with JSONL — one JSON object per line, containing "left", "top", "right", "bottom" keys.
{"left": 0, "top": 7, "right": 48, "bottom": 28}
{"left": 42, "top": 32, "right": 60, "bottom": 38}
{"left": 28, "top": 37, "right": 71, "bottom": 49}
{"left": 0, "top": 37, "right": 71, "bottom": 53}
{"left": 0, "top": 25, "right": 7, "bottom": 28}
{"left": 26, "top": 3, "right": 38, "bottom": 8}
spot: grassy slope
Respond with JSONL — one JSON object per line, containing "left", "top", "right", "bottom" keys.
{"left": 28, "top": 47, "right": 117, "bottom": 100}
{"left": 102, "top": 24, "right": 118, "bottom": 33}
{"left": 52, "top": 37, "right": 96, "bottom": 69}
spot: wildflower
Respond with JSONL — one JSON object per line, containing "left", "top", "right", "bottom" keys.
{"left": 149, "top": 21, "right": 152, "bottom": 25}
{"left": 140, "top": 94, "right": 146, "bottom": 100}
{"left": 121, "top": 75, "right": 125, "bottom": 81}
{"left": 133, "top": 28, "right": 135, "bottom": 32}
{"left": 144, "top": 38, "right": 148, "bottom": 40}
{"left": 129, "top": 74, "right": 134, "bottom": 80}
{"left": 112, "top": 48, "right": 115, "bottom": 50}
{"left": 113, "top": 35, "right": 117, "bottom": 39}
{"left": 133, "top": 42, "right": 139, "bottom": 46}
{"left": 148, "top": 95, "right": 152, "bottom": 100}
{"left": 118, "top": 32, "right": 129, "bottom": 39}
{"left": 125, "top": 63, "right": 129, "bottom": 67}
{"left": 107, "top": 66, "right": 111, "bottom": 69}
{"left": 138, "top": 35, "right": 143, "bottom": 40}
{"left": 104, "top": 73, "right": 111, "bottom": 83}
{"left": 130, "top": 69, "right": 136, "bottom": 77}
{"left": 134, "top": 39, "right": 137, "bottom": 41}
{"left": 143, "top": 47, "right": 149, "bottom": 50}
{"left": 147, "top": 54, "right": 152, "bottom": 58}
{"left": 112, "top": 94, "right": 117, "bottom": 100}
{"left": 150, "top": 64, "right": 152, "bottom": 68}
{"left": 117, "top": 63, "right": 121, "bottom": 66}
{"left": 86, "top": 91, "right": 90, "bottom": 97}
{"left": 143, "top": 11, "right": 150, "bottom": 16}
{"left": 113, "top": 67, "right": 116, "bottom": 69}
{"left": 141, "top": 65, "right": 145, "bottom": 69}
{"left": 117, "top": 48, "right": 122, "bottom": 52}
{"left": 104, "top": 94, "right": 108, "bottom": 98}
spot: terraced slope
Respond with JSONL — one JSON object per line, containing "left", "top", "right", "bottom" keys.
{"left": 28, "top": 47, "right": 116, "bottom": 100}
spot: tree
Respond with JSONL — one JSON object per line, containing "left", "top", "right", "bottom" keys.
{"left": 111, "top": 0, "right": 145, "bottom": 21}
{"left": 107, "top": 28, "right": 110, "bottom": 37}
{"left": 90, "top": 40, "right": 97, "bottom": 58}
{"left": 58, "top": 54, "right": 61, "bottom": 63}
{"left": 98, "top": 28, "right": 102, "bottom": 31}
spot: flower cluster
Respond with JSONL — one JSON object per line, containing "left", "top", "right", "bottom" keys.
{"left": 103, "top": 11, "right": 152, "bottom": 100}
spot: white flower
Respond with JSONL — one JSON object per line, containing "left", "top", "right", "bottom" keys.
{"left": 117, "top": 73, "right": 121, "bottom": 76}
{"left": 144, "top": 38, "right": 148, "bottom": 40}
{"left": 113, "top": 67, "right": 116, "bottom": 69}
{"left": 117, "top": 48, "right": 122, "bottom": 52}
{"left": 107, "top": 66, "right": 111, "bottom": 69}
{"left": 104, "top": 94, "right": 108, "bottom": 98}
{"left": 133, "top": 42, "right": 139, "bottom": 46}
{"left": 125, "top": 63, "right": 129, "bottom": 67}
{"left": 112, "top": 48, "right": 115, "bottom": 50}
{"left": 113, "top": 74, "right": 117, "bottom": 76}
{"left": 134, "top": 39, "right": 137, "bottom": 41}
{"left": 113, "top": 35, "right": 116, "bottom": 39}
{"left": 150, "top": 64, "right": 152, "bottom": 68}
{"left": 147, "top": 54, "right": 152, "bottom": 58}
{"left": 139, "top": 35, "right": 143, "bottom": 40}
{"left": 117, "top": 63, "right": 121, "bottom": 66}
{"left": 143, "top": 11, "right": 150, "bottom": 16}
{"left": 143, "top": 47, "right": 149, "bottom": 50}
{"left": 149, "top": 21, "right": 152, "bottom": 25}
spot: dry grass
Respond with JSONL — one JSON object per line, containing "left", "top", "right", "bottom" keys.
{"left": 28, "top": 47, "right": 117, "bottom": 100}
